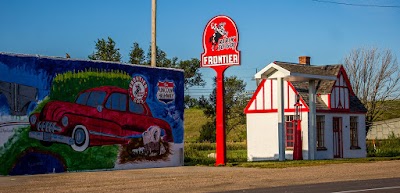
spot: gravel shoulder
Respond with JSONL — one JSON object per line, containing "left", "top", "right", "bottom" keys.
{"left": 1, "top": 160, "right": 400, "bottom": 193}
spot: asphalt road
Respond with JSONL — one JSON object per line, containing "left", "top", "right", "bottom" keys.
{"left": 224, "top": 178, "right": 400, "bottom": 193}
{"left": 1, "top": 160, "right": 400, "bottom": 193}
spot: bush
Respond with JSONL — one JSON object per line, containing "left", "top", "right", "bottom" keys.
{"left": 198, "top": 121, "right": 216, "bottom": 142}
{"left": 367, "top": 132, "right": 400, "bottom": 157}
{"left": 50, "top": 69, "right": 131, "bottom": 102}
{"left": 184, "top": 142, "right": 247, "bottom": 166}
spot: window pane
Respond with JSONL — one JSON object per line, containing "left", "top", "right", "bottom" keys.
{"left": 350, "top": 116, "right": 358, "bottom": 147}
{"left": 86, "top": 91, "right": 106, "bottom": 107}
{"left": 316, "top": 115, "right": 325, "bottom": 148}
{"left": 129, "top": 98, "right": 145, "bottom": 114}
{"left": 105, "top": 93, "right": 127, "bottom": 111}
{"left": 76, "top": 91, "right": 90, "bottom": 105}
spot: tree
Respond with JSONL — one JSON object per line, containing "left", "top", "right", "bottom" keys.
{"left": 343, "top": 47, "right": 400, "bottom": 133}
{"left": 88, "top": 37, "right": 121, "bottom": 62}
{"left": 146, "top": 45, "right": 176, "bottom": 68}
{"left": 93, "top": 40, "right": 205, "bottom": 107}
{"left": 179, "top": 58, "right": 206, "bottom": 89}
{"left": 137, "top": 44, "right": 205, "bottom": 87}
{"left": 184, "top": 95, "right": 199, "bottom": 108}
{"left": 198, "top": 76, "right": 249, "bottom": 142}
{"left": 129, "top": 42, "right": 145, "bottom": 65}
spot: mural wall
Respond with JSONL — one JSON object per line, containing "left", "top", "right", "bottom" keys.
{"left": 0, "top": 53, "right": 185, "bottom": 175}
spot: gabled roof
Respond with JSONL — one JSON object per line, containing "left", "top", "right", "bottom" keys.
{"left": 255, "top": 61, "right": 337, "bottom": 82}
{"left": 252, "top": 61, "right": 367, "bottom": 113}
{"left": 275, "top": 62, "right": 340, "bottom": 94}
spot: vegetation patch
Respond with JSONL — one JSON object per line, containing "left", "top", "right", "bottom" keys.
{"left": 50, "top": 69, "right": 131, "bottom": 102}
{"left": 367, "top": 133, "right": 400, "bottom": 157}
{"left": 184, "top": 142, "right": 247, "bottom": 166}
{"left": 0, "top": 127, "right": 119, "bottom": 175}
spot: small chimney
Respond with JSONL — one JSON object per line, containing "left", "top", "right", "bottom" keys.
{"left": 299, "top": 56, "right": 310, "bottom": 65}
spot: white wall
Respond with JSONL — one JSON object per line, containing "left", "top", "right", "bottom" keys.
{"left": 247, "top": 113, "right": 279, "bottom": 161}
{"left": 344, "top": 114, "right": 366, "bottom": 158}
{"left": 315, "top": 113, "right": 366, "bottom": 159}
{"left": 247, "top": 112, "right": 310, "bottom": 161}
{"left": 315, "top": 113, "right": 334, "bottom": 160}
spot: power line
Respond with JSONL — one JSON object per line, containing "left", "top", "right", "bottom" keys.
{"left": 312, "top": 0, "right": 400, "bottom": 8}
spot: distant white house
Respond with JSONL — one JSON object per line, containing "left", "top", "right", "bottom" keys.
{"left": 245, "top": 56, "right": 367, "bottom": 160}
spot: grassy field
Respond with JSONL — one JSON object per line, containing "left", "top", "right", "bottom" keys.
{"left": 183, "top": 108, "right": 247, "bottom": 142}
{"left": 183, "top": 108, "right": 247, "bottom": 165}
{"left": 183, "top": 141, "right": 400, "bottom": 168}
{"left": 184, "top": 108, "right": 211, "bottom": 142}
{"left": 184, "top": 142, "right": 247, "bottom": 166}
{"left": 376, "top": 100, "right": 400, "bottom": 121}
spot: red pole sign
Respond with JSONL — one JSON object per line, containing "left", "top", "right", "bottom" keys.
{"left": 201, "top": 15, "right": 240, "bottom": 67}
{"left": 200, "top": 15, "right": 240, "bottom": 166}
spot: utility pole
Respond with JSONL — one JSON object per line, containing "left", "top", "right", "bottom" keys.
{"left": 151, "top": 0, "right": 157, "bottom": 67}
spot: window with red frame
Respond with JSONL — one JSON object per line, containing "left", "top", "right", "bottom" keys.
{"left": 285, "top": 115, "right": 295, "bottom": 148}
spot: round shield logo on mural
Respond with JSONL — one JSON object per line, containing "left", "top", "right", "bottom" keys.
{"left": 129, "top": 76, "right": 148, "bottom": 104}
{"left": 201, "top": 15, "right": 240, "bottom": 67}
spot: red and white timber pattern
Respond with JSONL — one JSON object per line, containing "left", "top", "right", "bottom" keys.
{"left": 245, "top": 79, "right": 309, "bottom": 114}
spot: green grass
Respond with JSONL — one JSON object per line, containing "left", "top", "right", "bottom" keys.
{"left": 51, "top": 69, "right": 131, "bottom": 102}
{"left": 367, "top": 133, "right": 400, "bottom": 157}
{"left": 234, "top": 157, "right": 400, "bottom": 168}
{"left": 375, "top": 100, "right": 400, "bottom": 121}
{"left": 0, "top": 127, "right": 119, "bottom": 175}
{"left": 184, "top": 108, "right": 211, "bottom": 142}
{"left": 184, "top": 142, "right": 247, "bottom": 166}
{"left": 183, "top": 140, "right": 400, "bottom": 168}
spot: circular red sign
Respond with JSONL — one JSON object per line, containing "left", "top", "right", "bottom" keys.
{"left": 128, "top": 76, "right": 148, "bottom": 104}
{"left": 201, "top": 15, "right": 240, "bottom": 67}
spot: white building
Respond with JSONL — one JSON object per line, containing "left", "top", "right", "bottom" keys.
{"left": 245, "top": 56, "right": 367, "bottom": 161}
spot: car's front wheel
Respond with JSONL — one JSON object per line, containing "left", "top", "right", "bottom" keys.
{"left": 71, "top": 125, "right": 89, "bottom": 152}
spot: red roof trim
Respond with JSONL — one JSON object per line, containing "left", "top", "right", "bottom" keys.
{"left": 330, "top": 66, "right": 355, "bottom": 96}
{"left": 339, "top": 66, "right": 355, "bottom": 95}
{"left": 287, "top": 81, "right": 310, "bottom": 111}
{"left": 246, "top": 108, "right": 309, "bottom": 114}
{"left": 247, "top": 109, "right": 365, "bottom": 114}
{"left": 317, "top": 109, "right": 365, "bottom": 114}
{"left": 244, "top": 79, "right": 266, "bottom": 114}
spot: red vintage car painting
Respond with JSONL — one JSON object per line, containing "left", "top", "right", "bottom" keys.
{"left": 28, "top": 86, "right": 173, "bottom": 152}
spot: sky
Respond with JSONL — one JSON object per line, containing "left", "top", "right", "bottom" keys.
{"left": 1, "top": 0, "right": 399, "bottom": 98}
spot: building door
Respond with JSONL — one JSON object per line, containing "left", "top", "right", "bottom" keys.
{"left": 333, "top": 117, "right": 343, "bottom": 158}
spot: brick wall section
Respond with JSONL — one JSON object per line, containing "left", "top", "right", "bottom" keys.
{"left": 367, "top": 118, "right": 400, "bottom": 139}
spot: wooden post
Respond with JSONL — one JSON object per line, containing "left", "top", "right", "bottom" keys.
{"left": 151, "top": 0, "right": 157, "bottom": 67}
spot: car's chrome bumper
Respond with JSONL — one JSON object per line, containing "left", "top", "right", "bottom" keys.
{"left": 29, "top": 131, "right": 74, "bottom": 145}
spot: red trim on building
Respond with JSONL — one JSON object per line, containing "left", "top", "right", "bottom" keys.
{"left": 270, "top": 79, "right": 273, "bottom": 109}
{"left": 339, "top": 66, "right": 355, "bottom": 95}
{"left": 246, "top": 108, "right": 309, "bottom": 114}
{"left": 317, "top": 110, "right": 366, "bottom": 114}
{"left": 287, "top": 83, "right": 290, "bottom": 109}
{"left": 244, "top": 79, "right": 266, "bottom": 114}
{"left": 287, "top": 82, "right": 309, "bottom": 110}
{"left": 327, "top": 94, "right": 331, "bottom": 109}
{"left": 262, "top": 84, "right": 265, "bottom": 110}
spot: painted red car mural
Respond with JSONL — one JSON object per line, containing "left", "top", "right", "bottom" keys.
{"left": 28, "top": 86, "right": 173, "bottom": 152}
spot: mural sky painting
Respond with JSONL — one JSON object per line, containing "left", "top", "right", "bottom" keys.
{"left": 0, "top": 0, "right": 399, "bottom": 96}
